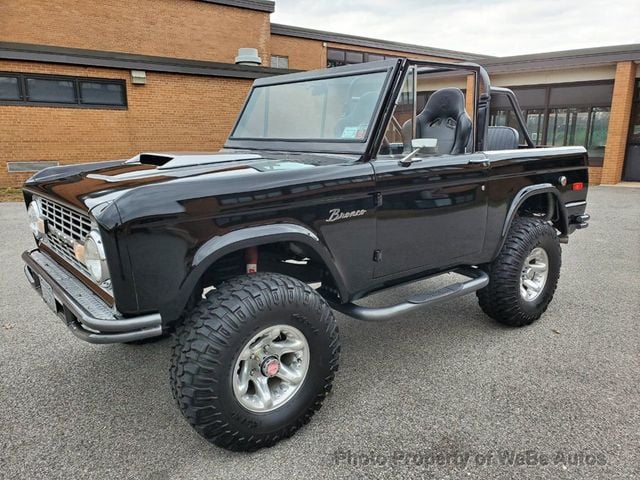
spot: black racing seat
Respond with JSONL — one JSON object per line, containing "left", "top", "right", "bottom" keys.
{"left": 402, "top": 88, "right": 472, "bottom": 154}
{"left": 486, "top": 126, "right": 520, "bottom": 150}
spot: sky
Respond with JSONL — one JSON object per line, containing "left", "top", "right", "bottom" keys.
{"left": 270, "top": 0, "right": 640, "bottom": 57}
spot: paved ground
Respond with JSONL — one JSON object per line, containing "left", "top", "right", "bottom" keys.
{"left": 1, "top": 186, "right": 638, "bottom": 480}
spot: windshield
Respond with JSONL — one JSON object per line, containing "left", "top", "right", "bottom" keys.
{"left": 231, "top": 71, "right": 389, "bottom": 142}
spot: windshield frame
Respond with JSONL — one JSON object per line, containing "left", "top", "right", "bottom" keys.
{"left": 225, "top": 59, "right": 403, "bottom": 156}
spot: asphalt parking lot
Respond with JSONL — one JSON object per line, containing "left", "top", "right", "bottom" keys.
{"left": 1, "top": 185, "right": 638, "bottom": 479}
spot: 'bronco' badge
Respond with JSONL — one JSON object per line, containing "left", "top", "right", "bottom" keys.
{"left": 326, "top": 208, "right": 367, "bottom": 222}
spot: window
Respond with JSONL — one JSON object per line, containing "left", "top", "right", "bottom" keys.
{"left": 7, "top": 161, "right": 59, "bottom": 173}
{"left": 26, "top": 78, "right": 76, "bottom": 103}
{"left": 588, "top": 107, "right": 610, "bottom": 162}
{"left": 489, "top": 81, "right": 613, "bottom": 165}
{"left": 270, "top": 55, "right": 289, "bottom": 69}
{"left": 367, "top": 53, "right": 384, "bottom": 62}
{"left": 549, "top": 83, "right": 613, "bottom": 107}
{"left": 525, "top": 109, "right": 545, "bottom": 145}
{"left": 79, "top": 81, "right": 126, "bottom": 105}
{"left": 628, "top": 80, "right": 640, "bottom": 145}
{"left": 0, "top": 72, "right": 127, "bottom": 108}
{"left": 0, "top": 76, "right": 20, "bottom": 101}
{"left": 327, "top": 48, "right": 400, "bottom": 68}
{"left": 345, "top": 51, "right": 364, "bottom": 64}
{"left": 327, "top": 49, "right": 347, "bottom": 68}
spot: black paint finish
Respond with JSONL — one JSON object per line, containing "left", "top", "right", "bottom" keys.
{"left": 22, "top": 60, "right": 589, "bottom": 326}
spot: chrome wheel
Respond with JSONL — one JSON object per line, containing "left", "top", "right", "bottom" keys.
{"left": 232, "top": 325, "right": 310, "bottom": 413}
{"left": 520, "top": 247, "right": 549, "bottom": 301}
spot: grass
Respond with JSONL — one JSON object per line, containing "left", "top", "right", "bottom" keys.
{"left": 0, "top": 188, "right": 23, "bottom": 202}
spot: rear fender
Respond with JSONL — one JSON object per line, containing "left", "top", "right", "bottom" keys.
{"left": 495, "top": 184, "right": 568, "bottom": 255}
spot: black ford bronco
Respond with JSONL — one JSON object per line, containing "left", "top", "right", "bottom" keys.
{"left": 21, "top": 59, "right": 590, "bottom": 451}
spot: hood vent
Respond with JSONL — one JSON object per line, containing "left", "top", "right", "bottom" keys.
{"left": 138, "top": 153, "right": 174, "bottom": 166}
{"left": 127, "top": 152, "right": 262, "bottom": 170}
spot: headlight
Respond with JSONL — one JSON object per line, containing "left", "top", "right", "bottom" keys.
{"left": 27, "top": 200, "right": 44, "bottom": 239}
{"left": 84, "top": 230, "right": 110, "bottom": 283}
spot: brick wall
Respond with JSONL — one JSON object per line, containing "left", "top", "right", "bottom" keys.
{"left": 600, "top": 61, "right": 637, "bottom": 184}
{"left": 270, "top": 35, "right": 325, "bottom": 70}
{"left": 0, "top": 0, "right": 271, "bottom": 64}
{"left": 588, "top": 166, "right": 603, "bottom": 185}
{"left": 0, "top": 60, "right": 252, "bottom": 187}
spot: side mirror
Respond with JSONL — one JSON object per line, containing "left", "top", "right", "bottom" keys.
{"left": 411, "top": 138, "right": 438, "bottom": 154}
{"left": 399, "top": 139, "right": 439, "bottom": 167}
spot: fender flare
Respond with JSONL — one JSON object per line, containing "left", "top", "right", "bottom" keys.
{"left": 498, "top": 183, "right": 568, "bottom": 249}
{"left": 160, "top": 224, "right": 349, "bottom": 322}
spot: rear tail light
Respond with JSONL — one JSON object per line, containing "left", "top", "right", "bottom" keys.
{"left": 571, "top": 182, "right": 584, "bottom": 191}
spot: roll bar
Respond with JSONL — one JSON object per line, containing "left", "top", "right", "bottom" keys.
{"left": 409, "top": 60, "right": 536, "bottom": 151}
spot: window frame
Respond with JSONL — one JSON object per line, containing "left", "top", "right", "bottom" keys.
{"left": 0, "top": 72, "right": 127, "bottom": 109}
{"left": 270, "top": 55, "right": 289, "bottom": 69}
{"left": 225, "top": 59, "right": 403, "bottom": 156}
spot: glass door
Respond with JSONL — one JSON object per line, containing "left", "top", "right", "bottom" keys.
{"left": 623, "top": 80, "right": 640, "bottom": 181}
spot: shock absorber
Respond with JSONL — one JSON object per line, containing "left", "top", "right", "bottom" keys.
{"left": 245, "top": 246, "right": 258, "bottom": 274}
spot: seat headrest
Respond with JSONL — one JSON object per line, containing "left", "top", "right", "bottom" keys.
{"left": 486, "top": 126, "right": 520, "bottom": 150}
{"left": 421, "top": 88, "right": 467, "bottom": 120}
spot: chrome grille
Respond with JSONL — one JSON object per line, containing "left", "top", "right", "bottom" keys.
{"left": 40, "top": 197, "right": 92, "bottom": 242}
{"left": 38, "top": 197, "right": 92, "bottom": 274}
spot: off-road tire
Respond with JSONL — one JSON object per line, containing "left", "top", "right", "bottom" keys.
{"left": 169, "top": 273, "right": 340, "bottom": 451}
{"left": 477, "top": 217, "right": 561, "bottom": 327}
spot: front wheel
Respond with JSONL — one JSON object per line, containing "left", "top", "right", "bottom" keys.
{"left": 477, "top": 217, "right": 561, "bottom": 327}
{"left": 170, "top": 273, "right": 340, "bottom": 451}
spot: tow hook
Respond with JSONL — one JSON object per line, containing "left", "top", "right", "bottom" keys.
{"left": 574, "top": 213, "right": 590, "bottom": 229}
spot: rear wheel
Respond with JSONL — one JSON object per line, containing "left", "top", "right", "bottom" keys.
{"left": 170, "top": 273, "right": 340, "bottom": 451}
{"left": 477, "top": 217, "right": 561, "bottom": 327}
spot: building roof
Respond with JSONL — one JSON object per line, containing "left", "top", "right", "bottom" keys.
{"left": 0, "top": 42, "right": 291, "bottom": 79}
{"left": 270, "top": 23, "right": 487, "bottom": 61}
{"left": 197, "top": 0, "right": 275, "bottom": 13}
{"left": 479, "top": 44, "right": 640, "bottom": 73}
{"left": 272, "top": 23, "right": 640, "bottom": 73}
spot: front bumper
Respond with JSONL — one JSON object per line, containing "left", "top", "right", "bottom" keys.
{"left": 22, "top": 249, "right": 162, "bottom": 344}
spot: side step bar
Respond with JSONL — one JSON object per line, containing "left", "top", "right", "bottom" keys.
{"left": 331, "top": 267, "right": 489, "bottom": 322}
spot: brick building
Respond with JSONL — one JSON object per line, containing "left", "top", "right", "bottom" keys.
{"left": 1, "top": 0, "right": 639, "bottom": 187}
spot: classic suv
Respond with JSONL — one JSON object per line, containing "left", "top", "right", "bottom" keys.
{"left": 21, "top": 58, "right": 589, "bottom": 451}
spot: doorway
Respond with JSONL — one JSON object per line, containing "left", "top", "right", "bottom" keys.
{"left": 623, "top": 80, "right": 640, "bottom": 181}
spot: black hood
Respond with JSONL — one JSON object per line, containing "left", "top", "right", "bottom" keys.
{"left": 22, "top": 150, "right": 358, "bottom": 225}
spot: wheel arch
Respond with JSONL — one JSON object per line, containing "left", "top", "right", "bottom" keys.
{"left": 160, "top": 224, "right": 349, "bottom": 323}
{"left": 498, "top": 184, "right": 568, "bottom": 250}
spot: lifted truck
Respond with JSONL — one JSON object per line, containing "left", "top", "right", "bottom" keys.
{"left": 21, "top": 58, "right": 589, "bottom": 451}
